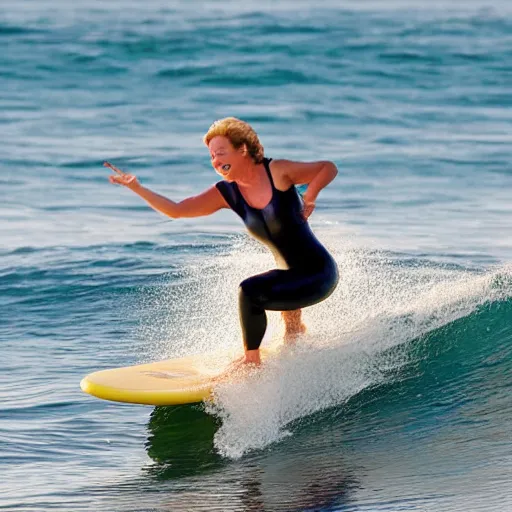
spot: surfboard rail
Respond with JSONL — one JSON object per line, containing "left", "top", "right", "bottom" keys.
{"left": 80, "top": 347, "right": 277, "bottom": 406}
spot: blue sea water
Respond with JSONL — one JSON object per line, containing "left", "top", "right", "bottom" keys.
{"left": 1, "top": 1, "right": 512, "bottom": 510}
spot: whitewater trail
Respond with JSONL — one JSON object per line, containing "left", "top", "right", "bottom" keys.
{"left": 136, "top": 226, "right": 512, "bottom": 458}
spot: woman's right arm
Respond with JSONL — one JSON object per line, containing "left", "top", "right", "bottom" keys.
{"left": 106, "top": 163, "right": 228, "bottom": 218}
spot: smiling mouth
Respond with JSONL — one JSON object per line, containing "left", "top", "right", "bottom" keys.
{"left": 221, "top": 164, "right": 231, "bottom": 172}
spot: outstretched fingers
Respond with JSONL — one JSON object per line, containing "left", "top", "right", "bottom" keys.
{"left": 104, "top": 161, "right": 126, "bottom": 176}
{"left": 104, "top": 161, "right": 138, "bottom": 187}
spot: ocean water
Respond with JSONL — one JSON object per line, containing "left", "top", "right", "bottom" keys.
{"left": 1, "top": 1, "right": 512, "bottom": 510}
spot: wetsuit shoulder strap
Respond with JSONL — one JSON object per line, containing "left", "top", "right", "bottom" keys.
{"left": 215, "top": 181, "right": 243, "bottom": 216}
{"left": 262, "top": 157, "right": 275, "bottom": 190}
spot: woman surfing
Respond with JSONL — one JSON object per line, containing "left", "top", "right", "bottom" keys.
{"left": 106, "top": 117, "right": 339, "bottom": 370}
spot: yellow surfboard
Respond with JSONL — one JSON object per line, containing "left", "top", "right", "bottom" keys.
{"left": 80, "top": 348, "right": 274, "bottom": 406}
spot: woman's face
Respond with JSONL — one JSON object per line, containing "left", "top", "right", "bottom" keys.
{"left": 208, "top": 136, "right": 247, "bottom": 181}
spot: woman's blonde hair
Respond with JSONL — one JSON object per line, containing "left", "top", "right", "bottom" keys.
{"left": 203, "top": 117, "right": 265, "bottom": 163}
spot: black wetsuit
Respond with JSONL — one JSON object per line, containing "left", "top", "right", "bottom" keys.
{"left": 215, "top": 158, "right": 339, "bottom": 350}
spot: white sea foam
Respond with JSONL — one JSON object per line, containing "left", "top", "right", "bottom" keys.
{"left": 138, "top": 225, "right": 512, "bottom": 459}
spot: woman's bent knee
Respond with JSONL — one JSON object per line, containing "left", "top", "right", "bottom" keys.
{"left": 239, "top": 277, "right": 269, "bottom": 308}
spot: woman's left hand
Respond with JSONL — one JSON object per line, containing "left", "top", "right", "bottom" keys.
{"left": 303, "top": 200, "right": 315, "bottom": 219}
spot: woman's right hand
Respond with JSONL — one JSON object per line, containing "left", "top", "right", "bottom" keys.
{"left": 104, "top": 161, "right": 141, "bottom": 190}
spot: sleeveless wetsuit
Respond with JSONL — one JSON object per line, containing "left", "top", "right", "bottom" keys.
{"left": 215, "top": 158, "right": 339, "bottom": 351}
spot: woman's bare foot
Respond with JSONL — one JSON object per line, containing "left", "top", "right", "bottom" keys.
{"left": 284, "top": 324, "right": 307, "bottom": 343}
{"left": 213, "top": 349, "right": 261, "bottom": 382}
{"left": 282, "top": 310, "right": 307, "bottom": 344}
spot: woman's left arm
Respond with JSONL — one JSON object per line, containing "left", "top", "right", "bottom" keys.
{"left": 271, "top": 159, "right": 338, "bottom": 216}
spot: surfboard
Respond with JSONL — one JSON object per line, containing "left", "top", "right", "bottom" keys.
{"left": 80, "top": 348, "right": 274, "bottom": 406}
